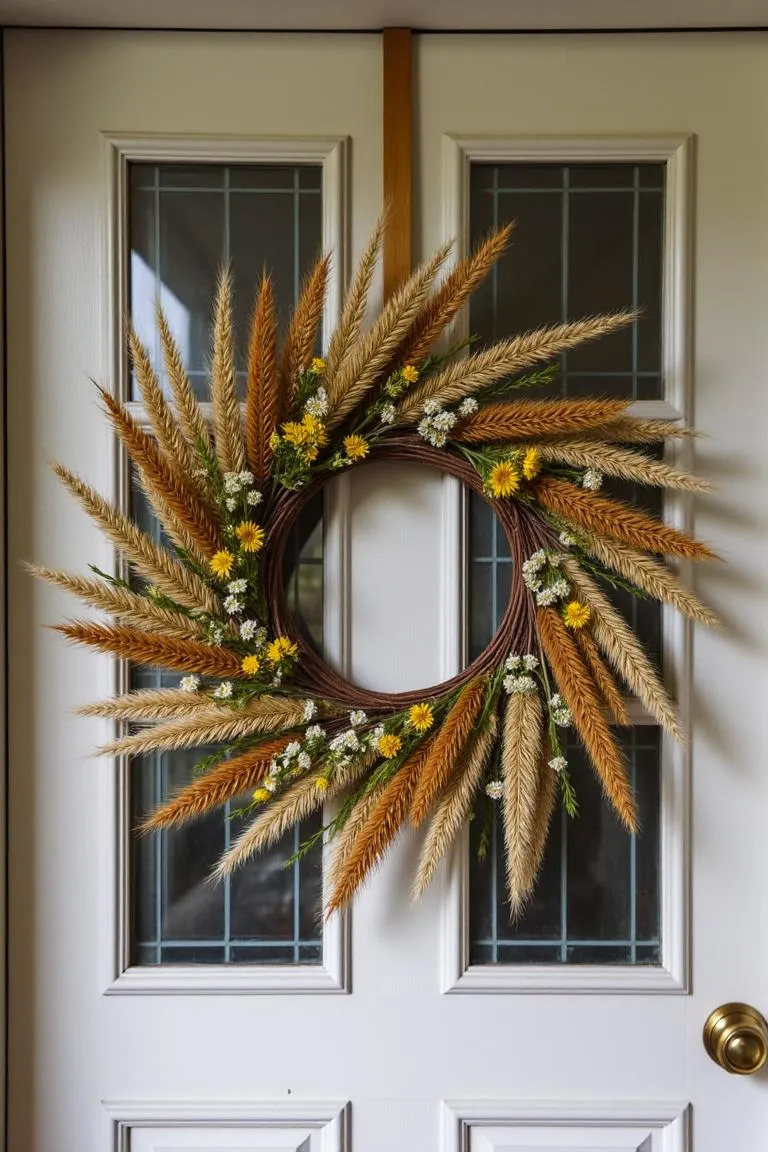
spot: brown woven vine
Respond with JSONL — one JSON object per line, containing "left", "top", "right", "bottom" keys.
{"left": 263, "top": 434, "right": 557, "bottom": 710}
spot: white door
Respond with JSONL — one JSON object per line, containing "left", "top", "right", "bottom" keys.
{"left": 6, "top": 28, "right": 768, "bottom": 1152}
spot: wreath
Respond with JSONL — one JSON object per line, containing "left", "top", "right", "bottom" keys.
{"left": 33, "top": 219, "right": 716, "bottom": 916}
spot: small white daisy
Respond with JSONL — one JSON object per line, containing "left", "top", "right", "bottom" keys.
{"left": 549, "top": 756, "right": 567, "bottom": 774}
{"left": 246, "top": 489, "right": 263, "bottom": 506}
{"left": 302, "top": 699, "right": 317, "bottom": 721}
{"left": 305, "top": 724, "right": 325, "bottom": 741}
{"left": 225, "top": 497, "right": 237, "bottom": 512}
{"left": 458, "top": 396, "right": 479, "bottom": 417}
{"left": 522, "top": 654, "right": 539, "bottom": 671}
{"left": 485, "top": 780, "right": 504, "bottom": 800}
{"left": 297, "top": 751, "right": 312, "bottom": 771}
{"left": 239, "top": 619, "right": 259, "bottom": 640}
{"left": 380, "top": 403, "right": 396, "bottom": 425}
{"left": 582, "top": 468, "right": 604, "bottom": 491}
{"left": 238, "top": 470, "right": 255, "bottom": 486}
{"left": 349, "top": 710, "right": 367, "bottom": 727}
{"left": 213, "top": 681, "right": 233, "bottom": 699}
{"left": 223, "top": 594, "right": 243, "bottom": 615}
{"left": 180, "top": 675, "right": 200, "bottom": 692}
{"left": 228, "top": 578, "right": 247, "bottom": 595}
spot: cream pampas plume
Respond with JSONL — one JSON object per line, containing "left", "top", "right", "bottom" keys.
{"left": 501, "top": 691, "right": 544, "bottom": 913}
{"left": 563, "top": 558, "right": 683, "bottom": 740}
{"left": 412, "top": 713, "right": 498, "bottom": 899}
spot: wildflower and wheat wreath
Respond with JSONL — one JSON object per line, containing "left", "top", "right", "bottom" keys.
{"left": 33, "top": 218, "right": 717, "bottom": 916}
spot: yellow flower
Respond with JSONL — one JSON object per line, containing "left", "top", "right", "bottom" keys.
{"left": 253, "top": 787, "right": 271, "bottom": 803}
{"left": 301, "top": 413, "right": 327, "bottom": 445}
{"left": 563, "top": 601, "right": 591, "bottom": 630}
{"left": 266, "top": 635, "right": 299, "bottom": 663}
{"left": 315, "top": 776, "right": 329, "bottom": 792}
{"left": 311, "top": 357, "right": 326, "bottom": 374}
{"left": 241, "top": 654, "right": 261, "bottom": 676}
{"left": 343, "top": 434, "right": 370, "bottom": 461}
{"left": 269, "top": 431, "right": 281, "bottom": 450}
{"left": 487, "top": 460, "right": 520, "bottom": 499}
{"left": 282, "top": 421, "right": 310, "bottom": 447}
{"left": 302, "top": 443, "right": 320, "bottom": 463}
{"left": 235, "top": 520, "right": 265, "bottom": 553}
{"left": 408, "top": 702, "right": 434, "bottom": 733}
{"left": 522, "top": 447, "right": 542, "bottom": 481}
{"left": 210, "top": 550, "right": 235, "bottom": 580}
{"left": 401, "top": 364, "right": 419, "bottom": 383}
{"left": 377, "top": 733, "right": 402, "bottom": 758}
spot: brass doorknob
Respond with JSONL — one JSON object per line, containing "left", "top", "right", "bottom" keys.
{"left": 703, "top": 1003, "right": 768, "bottom": 1075}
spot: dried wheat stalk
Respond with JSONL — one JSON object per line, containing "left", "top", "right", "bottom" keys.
{"left": 155, "top": 303, "right": 214, "bottom": 466}
{"left": 53, "top": 464, "right": 219, "bottom": 614}
{"left": 501, "top": 691, "right": 544, "bottom": 913}
{"left": 397, "top": 312, "right": 635, "bottom": 420}
{"left": 412, "top": 713, "right": 498, "bottom": 899}
{"left": 575, "top": 629, "right": 631, "bottom": 725}
{"left": 409, "top": 679, "right": 486, "bottom": 827}
{"left": 245, "top": 273, "right": 280, "bottom": 481}
{"left": 453, "top": 398, "right": 630, "bottom": 444}
{"left": 326, "top": 241, "right": 453, "bottom": 428}
{"left": 26, "top": 564, "right": 209, "bottom": 641}
{"left": 77, "top": 687, "right": 228, "bottom": 720}
{"left": 582, "top": 532, "right": 719, "bottom": 628}
{"left": 210, "top": 269, "right": 246, "bottom": 474}
{"left": 536, "top": 475, "right": 716, "bottom": 562}
{"left": 281, "top": 254, "right": 331, "bottom": 392}
{"left": 55, "top": 621, "right": 244, "bottom": 679}
{"left": 563, "top": 558, "right": 683, "bottom": 739}
{"left": 538, "top": 606, "right": 637, "bottom": 832}
{"left": 98, "top": 702, "right": 304, "bottom": 758}
{"left": 522, "top": 743, "right": 559, "bottom": 897}
{"left": 576, "top": 417, "right": 699, "bottom": 444}
{"left": 326, "top": 211, "right": 387, "bottom": 380}
{"left": 537, "top": 439, "right": 710, "bottom": 492}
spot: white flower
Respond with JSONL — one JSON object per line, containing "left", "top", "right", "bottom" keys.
{"left": 214, "top": 681, "right": 233, "bottom": 699}
{"left": 305, "top": 724, "right": 325, "bottom": 741}
{"left": 504, "top": 653, "right": 522, "bottom": 672}
{"left": 433, "top": 409, "right": 458, "bottom": 432}
{"left": 238, "top": 470, "right": 255, "bottom": 487}
{"left": 522, "top": 654, "right": 539, "bottom": 671}
{"left": 423, "top": 398, "right": 442, "bottom": 416}
{"left": 458, "top": 396, "right": 479, "bottom": 417}
{"left": 380, "top": 403, "right": 396, "bottom": 425}
{"left": 429, "top": 429, "right": 448, "bottom": 447}
{"left": 208, "top": 622, "right": 225, "bottom": 644}
{"left": 223, "top": 471, "right": 242, "bottom": 494}
{"left": 228, "top": 578, "right": 247, "bottom": 594}
{"left": 536, "top": 586, "right": 558, "bottom": 606}
{"left": 180, "top": 675, "right": 200, "bottom": 692}
{"left": 485, "top": 780, "right": 504, "bottom": 800}
{"left": 284, "top": 741, "right": 301, "bottom": 759}
{"left": 503, "top": 674, "right": 537, "bottom": 695}
{"left": 246, "top": 489, "right": 263, "bottom": 506}
{"left": 223, "top": 594, "right": 243, "bottom": 615}
{"left": 239, "top": 619, "right": 259, "bottom": 640}
{"left": 550, "top": 693, "right": 572, "bottom": 727}
{"left": 264, "top": 776, "right": 277, "bottom": 793}
{"left": 369, "top": 725, "right": 385, "bottom": 743}
{"left": 551, "top": 578, "right": 570, "bottom": 599}
{"left": 548, "top": 553, "right": 562, "bottom": 568}
{"left": 559, "top": 531, "right": 576, "bottom": 547}
{"left": 302, "top": 699, "right": 317, "bottom": 721}
{"left": 304, "top": 388, "right": 329, "bottom": 418}
{"left": 549, "top": 756, "right": 567, "bottom": 774}
{"left": 297, "top": 751, "right": 312, "bottom": 771}
{"left": 583, "top": 468, "right": 604, "bottom": 491}
{"left": 349, "top": 710, "right": 367, "bottom": 727}
{"left": 225, "top": 497, "right": 237, "bottom": 512}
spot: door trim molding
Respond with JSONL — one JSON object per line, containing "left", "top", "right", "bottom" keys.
{"left": 441, "top": 1099, "right": 690, "bottom": 1152}
{"left": 104, "top": 1098, "right": 349, "bottom": 1152}
{"left": 439, "top": 132, "right": 694, "bottom": 994}
{"left": 99, "top": 131, "right": 351, "bottom": 995}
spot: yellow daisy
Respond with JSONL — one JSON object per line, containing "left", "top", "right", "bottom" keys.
{"left": 315, "top": 776, "right": 329, "bottom": 792}
{"left": 235, "top": 521, "right": 265, "bottom": 553}
{"left": 563, "top": 601, "right": 591, "bottom": 630}
{"left": 311, "top": 357, "right": 326, "bottom": 374}
{"left": 266, "top": 635, "right": 299, "bottom": 663}
{"left": 487, "top": 460, "right": 520, "bottom": 499}
{"left": 210, "top": 550, "right": 235, "bottom": 580}
{"left": 522, "top": 447, "right": 542, "bottom": 481}
{"left": 401, "top": 364, "right": 419, "bottom": 383}
{"left": 377, "top": 733, "right": 402, "bottom": 758}
{"left": 301, "top": 413, "right": 327, "bottom": 445}
{"left": 343, "top": 434, "right": 370, "bottom": 461}
{"left": 252, "top": 787, "right": 271, "bottom": 803}
{"left": 282, "top": 421, "right": 310, "bottom": 447}
{"left": 241, "top": 654, "right": 261, "bottom": 676}
{"left": 408, "top": 702, "right": 434, "bottom": 733}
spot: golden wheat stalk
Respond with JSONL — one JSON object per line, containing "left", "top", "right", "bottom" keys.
{"left": 537, "top": 439, "right": 710, "bottom": 492}
{"left": 538, "top": 606, "right": 637, "bottom": 832}
{"left": 143, "top": 735, "right": 296, "bottom": 831}
{"left": 536, "top": 475, "right": 716, "bottom": 562}
{"left": 245, "top": 273, "right": 279, "bottom": 481}
{"left": 281, "top": 254, "right": 331, "bottom": 393}
{"left": 582, "top": 532, "right": 719, "bottom": 628}
{"left": 55, "top": 621, "right": 244, "bottom": 678}
{"left": 127, "top": 326, "right": 210, "bottom": 502}
{"left": 53, "top": 464, "right": 219, "bottom": 614}
{"left": 326, "top": 212, "right": 387, "bottom": 381}
{"left": 98, "top": 387, "right": 219, "bottom": 560}
{"left": 577, "top": 417, "right": 699, "bottom": 444}
{"left": 210, "top": 269, "right": 246, "bottom": 475}
{"left": 214, "top": 754, "right": 374, "bottom": 880}
{"left": 97, "top": 704, "right": 304, "bottom": 758}
{"left": 412, "top": 714, "right": 498, "bottom": 900}
{"left": 325, "top": 778, "right": 389, "bottom": 894}
{"left": 398, "top": 312, "right": 635, "bottom": 420}
{"left": 409, "top": 679, "right": 487, "bottom": 827}
{"left": 77, "top": 687, "right": 228, "bottom": 720}
{"left": 326, "top": 241, "right": 454, "bottom": 428}
{"left": 523, "top": 742, "right": 559, "bottom": 896}
{"left": 453, "top": 398, "right": 630, "bottom": 443}
{"left": 501, "top": 691, "right": 545, "bottom": 913}
{"left": 575, "top": 629, "right": 631, "bottom": 725}
{"left": 326, "top": 746, "right": 432, "bottom": 913}
{"left": 401, "top": 225, "right": 515, "bottom": 365}
{"left": 155, "top": 303, "right": 214, "bottom": 465}
{"left": 26, "top": 564, "right": 210, "bottom": 641}
{"left": 563, "top": 558, "right": 683, "bottom": 739}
